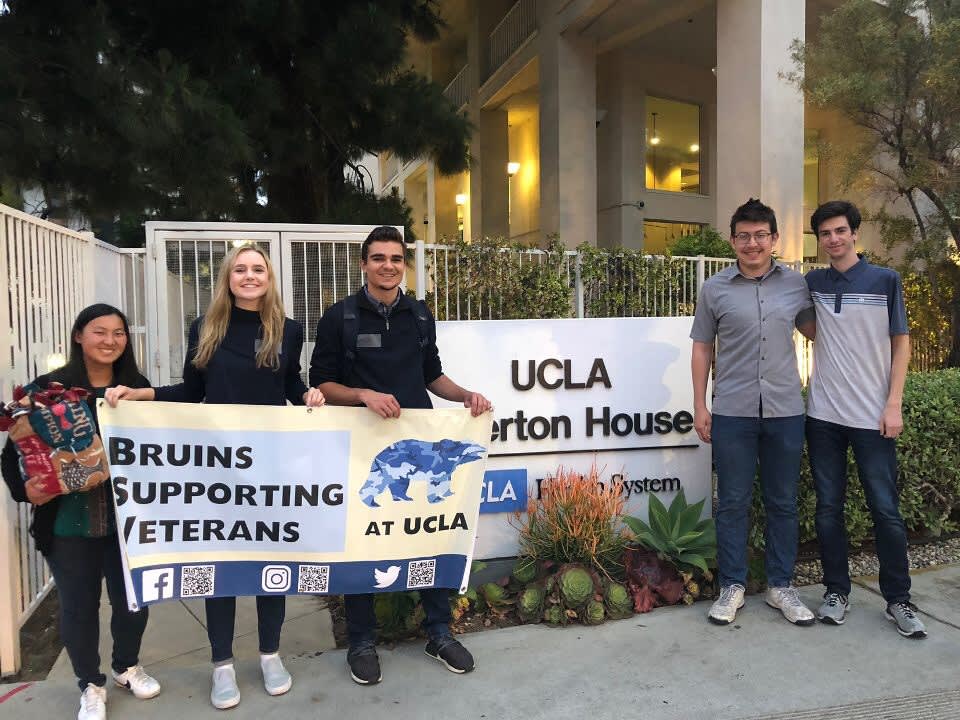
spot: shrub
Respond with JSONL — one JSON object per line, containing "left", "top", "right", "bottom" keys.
{"left": 667, "top": 226, "right": 735, "bottom": 259}
{"left": 749, "top": 368, "right": 960, "bottom": 551}
{"left": 512, "top": 465, "right": 628, "bottom": 579}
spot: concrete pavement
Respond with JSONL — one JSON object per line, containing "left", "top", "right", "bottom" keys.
{"left": 2, "top": 566, "right": 959, "bottom": 719}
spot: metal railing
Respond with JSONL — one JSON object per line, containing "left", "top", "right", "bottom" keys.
{"left": 0, "top": 203, "right": 145, "bottom": 677}
{"left": 443, "top": 65, "right": 469, "bottom": 109}
{"left": 488, "top": 0, "right": 537, "bottom": 78}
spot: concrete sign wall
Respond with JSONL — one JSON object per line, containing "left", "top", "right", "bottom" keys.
{"left": 435, "top": 317, "right": 711, "bottom": 559}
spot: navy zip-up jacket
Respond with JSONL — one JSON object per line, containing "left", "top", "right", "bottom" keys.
{"left": 309, "top": 288, "right": 443, "bottom": 409}
{"left": 155, "top": 306, "right": 308, "bottom": 405}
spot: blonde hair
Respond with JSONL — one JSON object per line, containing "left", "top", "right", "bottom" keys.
{"left": 193, "top": 244, "right": 286, "bottom": 370}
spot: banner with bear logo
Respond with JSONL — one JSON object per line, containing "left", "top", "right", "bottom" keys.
{"left": 97, "top": 401, "right": 490, "bottom": 610}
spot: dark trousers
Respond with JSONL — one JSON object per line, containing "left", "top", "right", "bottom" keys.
{"left": 711, "top": 414, "right": 805, "bottom": 588}
{"left": 205, "top": 595, "right": 285, "bottom": 663}
{"left": 344, "top": 588, "right": 452, "bottom": 646}
{"left": 46, "top": 534, "right": 148, "bottom": 690}
{"left": 806, "top": 417, "right": 911, "bottom": 603}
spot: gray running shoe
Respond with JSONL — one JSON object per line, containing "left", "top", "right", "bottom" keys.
{"left": 708, "top": 584, "right": 745, "bottom": 625}
{"left": 765, "top": 586, "right": 815, "bottom": 625}
{"left": 886, "top": 601, "right": 927, "bottom": 638}
{"left": 816, "top": 592, "right": 849, "bottom": 625}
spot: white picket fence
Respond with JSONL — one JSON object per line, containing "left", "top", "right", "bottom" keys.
{"left": 0, "top": 204, "right": 145, "bottom": 676}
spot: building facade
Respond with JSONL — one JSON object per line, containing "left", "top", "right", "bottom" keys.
{"left": 371, "top": 0, "right": 889, "bottom": 262}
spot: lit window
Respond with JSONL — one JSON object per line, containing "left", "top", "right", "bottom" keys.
{"left": 645, "top": 97, "right": 701, "bottom": 194}
{"left": 643, "top": 220, "right": 703, "bottom": 255}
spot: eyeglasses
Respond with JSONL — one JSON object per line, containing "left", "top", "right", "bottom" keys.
{"left": 732, "top": 231, "right": 773, "bottom": 245}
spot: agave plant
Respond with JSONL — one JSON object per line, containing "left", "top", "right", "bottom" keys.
{"left": 622, "top": 489, "right": 717, "bottom": 572}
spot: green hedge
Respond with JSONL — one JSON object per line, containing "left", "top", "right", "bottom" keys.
{"left": 749, "top": 368, "right": 960, "bottom": 551}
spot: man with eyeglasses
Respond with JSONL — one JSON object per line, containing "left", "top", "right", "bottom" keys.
{"left": 804, "top": 200, "right": 926, "bottom": 638}
{"left": 691, "top": 198, "right": 816, "bottom": 627}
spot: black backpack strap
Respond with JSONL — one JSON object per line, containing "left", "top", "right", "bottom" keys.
{"left": 341, "top": 294, "right": 359, "bottom": 383}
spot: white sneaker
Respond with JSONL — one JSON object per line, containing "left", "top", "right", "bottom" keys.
{"left": 211, "top": 663, "right": 241, "bottom": 710}
{"left": 260, "top": 653, "right": 292, "bottom": 696}
{"left": 112, "top": 664, "right": 161, "bottom": 699}
{"left": 708, "top": 584, "right": 745, "bottom": 625}
{"left": 766, "top": 586, "right": 815, "bottom": 626}
{"left": 77, "top": 683, "right": 106, "bottom": 720}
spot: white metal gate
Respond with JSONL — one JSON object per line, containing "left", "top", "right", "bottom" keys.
{"left": 144, "top": 223, "right": 397, "bottom": 386}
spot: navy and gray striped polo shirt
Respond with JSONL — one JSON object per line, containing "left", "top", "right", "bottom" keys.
{"left": 805, "top": 257, "right": 908, "bottom": 430}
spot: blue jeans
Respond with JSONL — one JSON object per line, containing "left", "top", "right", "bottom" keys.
{"left": 806, "top": 417, "right": 911, "bottom": 604}
{"left": 712, "top": 414, "right": 804, "bottom": 588}
{"left": 345, "top": 588, "right": 452, "bottom": 646}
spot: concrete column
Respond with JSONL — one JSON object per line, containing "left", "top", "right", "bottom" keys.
{"left": 468, "top": 110, "right": 510, "bottom": 240}
{"left": 597, "top": 51, "right": 644, "bottom": 249}
{"left": 466, "top": 0, "right": 510, "bottom": 240}
{"left": 716, "top": 0, "right": 804, "bottom": 260}
{"left": 426, "top": 161, "right": 437, "bottom": 244}
{"left": 539, "top": 11, "right": 598, "bottom": 248}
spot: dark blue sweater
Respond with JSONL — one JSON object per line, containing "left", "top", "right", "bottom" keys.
{"left": 155, "top": 306, "right": 308, "bottom": 406}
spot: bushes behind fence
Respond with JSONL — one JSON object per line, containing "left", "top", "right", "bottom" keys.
{"left": 749, "top": 368, "right": 960, "bottom": 552}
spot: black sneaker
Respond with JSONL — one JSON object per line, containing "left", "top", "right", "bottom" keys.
{"left": 424, "top": 636, "right": 474, "bottom": 674}
{"left": 347, "top": 641, "right": 382, "bottom": 684}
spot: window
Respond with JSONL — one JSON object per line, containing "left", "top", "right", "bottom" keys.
{"left": 643, "top": 220, "right": 703, "bottom": 255}
{"left": 645, "top": 97, "right": 701, "bottom": 194}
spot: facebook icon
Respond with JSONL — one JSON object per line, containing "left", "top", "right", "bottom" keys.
{"left": 141, "top": 568, "right": 174, "bottom": 602}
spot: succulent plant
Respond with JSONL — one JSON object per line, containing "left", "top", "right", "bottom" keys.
{"left": 517, "top": 585, "right": 545, "bottom": 622}
{"left": 479, "top": 582, "right": 510, "bottom": 607}
{"left": 558, "top": 565, "right": 594, "bottom": 608}
{"left": 543, "top": 604, "right": 566, "bottom": 626}
{"left": 583, "top": 599, "right": 606, "bottom": 625}
{"left": 511, "top": 557, "right": 538, "bottom": 585}
{"left": 603, "top": 582, "right": 633, "bottom": 619}
{"left": 623, "top": 488, "right": 717, "bottom": 573}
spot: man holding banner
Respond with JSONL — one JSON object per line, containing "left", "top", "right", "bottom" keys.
{"left": 310, "top": 225, "right": 491, "bottom": 685}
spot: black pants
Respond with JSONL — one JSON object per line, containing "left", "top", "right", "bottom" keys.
{"left": 205, "top": 596, "right": 285, "bottom": 663}
{"left": 46, "top": 534, "right": 148, "bottom": 690}
{"left": 345, "top": 588, "right": 452, "bottom": 646}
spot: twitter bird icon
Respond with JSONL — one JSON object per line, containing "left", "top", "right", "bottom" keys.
{"left": 373, "top": 565, "right": 401, "bottom": 589}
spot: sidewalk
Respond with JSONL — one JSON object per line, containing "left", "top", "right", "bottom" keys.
{"left": 2, "top": 566, "right": 959, "bottom": 720}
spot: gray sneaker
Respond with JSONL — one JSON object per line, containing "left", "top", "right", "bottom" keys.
{"left": 765, "top": 586, "right": 815, "bottom": 626}
{"left": 886, "top": 601, "right": 927, "bottom": 638}
{"left": 816, "top": 592, "right": 849, "bottom": 625}
{"left": 708, "top": 584, "right": 745, "bottom": 625}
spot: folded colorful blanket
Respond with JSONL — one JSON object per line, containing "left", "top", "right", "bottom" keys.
{"left": 0, "top": 382, "right": 109, "bottom": 495}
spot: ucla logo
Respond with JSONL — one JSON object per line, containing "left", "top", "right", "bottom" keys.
{"left": 359, "top": 439, "right": 487, "bottom": 508}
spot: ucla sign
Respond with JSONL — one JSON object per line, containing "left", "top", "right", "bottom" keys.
{"left": 435, "top": 317, "right": 711, "bottom": 559}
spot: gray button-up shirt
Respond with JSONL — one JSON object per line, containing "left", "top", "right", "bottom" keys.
{"left": 690, "top": 261, "right": 812, "bottom": 418}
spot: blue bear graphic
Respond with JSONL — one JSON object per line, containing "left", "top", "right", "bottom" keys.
{"left": 359, "top": 439, "right": 487, "bottom": 508}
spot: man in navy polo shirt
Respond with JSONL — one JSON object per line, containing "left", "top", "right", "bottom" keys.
{"left": 805, "top": 200, "right": 926, "bottom": 638}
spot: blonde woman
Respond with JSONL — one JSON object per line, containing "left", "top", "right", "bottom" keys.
{"left": 107, "top": 244, "right": 324, "bottom": 710}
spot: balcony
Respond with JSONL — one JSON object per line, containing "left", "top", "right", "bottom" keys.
{"left": 443, "top": 64, "right": 469, "bottom": 109}
{"left": 488, "top": 0, "right": 537, "bottom": 79}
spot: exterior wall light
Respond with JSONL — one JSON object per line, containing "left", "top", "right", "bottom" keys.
{"left": 507, "top": 162, "right": 520, "bottom": 176}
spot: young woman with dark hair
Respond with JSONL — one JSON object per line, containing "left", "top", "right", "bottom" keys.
{"left": 106, "top": 244, "right": 324, "bottom": 710}
{"left": 1, "top": 303, "right": 159, "bottom": 720}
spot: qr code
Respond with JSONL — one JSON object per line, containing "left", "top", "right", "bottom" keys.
{"left": 180, "top": 565, "right": 216, "bottom": 597}
{"left": 297, "top": 565, "right": 330, "bottom": 593}
{"left": 406, "top": 559, "right": 436, "bottom": 589}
